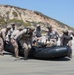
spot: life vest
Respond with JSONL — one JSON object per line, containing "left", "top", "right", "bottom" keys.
{"left": 48, "top": 31, "right": 58, "bottom": 40}
{"left": 21, "top": 28, "right": 33, "bottom": 40}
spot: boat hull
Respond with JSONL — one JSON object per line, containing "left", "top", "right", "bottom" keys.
{"left": 5, "top": 42, "right": 72, "bottom": 59}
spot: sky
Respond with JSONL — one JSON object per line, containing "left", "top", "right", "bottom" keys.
{"left": 0, "top": 0, "right": 74, "bottom": 27}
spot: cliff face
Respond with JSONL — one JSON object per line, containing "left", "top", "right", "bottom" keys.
{"left": 0, "top": 5, "right": 73, "bottom": 32}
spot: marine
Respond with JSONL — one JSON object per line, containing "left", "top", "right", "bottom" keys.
{"left": 47, "top": 26, "right": 59, "bottom": 46}
{"left": 10, "top": 26, "right": 24, "bottom": 58}
{"left": 14, "top": 27, "right": 34, "bottom": 60}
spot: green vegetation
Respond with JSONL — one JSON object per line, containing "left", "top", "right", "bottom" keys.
{"left": 12, "top": 11, "right": 18, "bottom": 17}
{"left": 23, "top": 22, "right": 31, "bottom": 26}
{"left": 9, "top": 19, "right": 31, "bottom": 26}
{"left": 0, "top": 17, "right": 6, "bottom": 24}
{"left": 31, "top": 21, "right": 38, "bottom": 26}
{"left": 0, "top": 5, "right": 73, "bottom": 30}
{"left": 6, "top": 11, "right": 9, "bottom": 15}
{"left": 9, "top": 19, "right": 24, "bottom": 25}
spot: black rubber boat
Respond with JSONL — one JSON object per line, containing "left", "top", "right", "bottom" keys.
{"left": 5, "top": 41, "right": 72, "bottom": 59}
{"left": 30, "top": 46, "right": 72, "bottom": 59}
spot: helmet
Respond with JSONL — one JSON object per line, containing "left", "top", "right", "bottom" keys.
{"left": 63, "top": 29, "right": 68, "bottom": 33}
{"left": 6, "top": 25, "right": 11, "bottom": 29}
{"left": 37, "top": 24, "right": 40, "bottom": 27}
{"left": 47, "top": 25, "right": 52, "bottom": 29}
{"left": 18, "top": 26, "right": 24, "bottom": 30}
{"left": 31, "top": 27, "right": 35, "bottom": 30}
{"left": 11, "top": 22, "right": 15, "bottom": 26}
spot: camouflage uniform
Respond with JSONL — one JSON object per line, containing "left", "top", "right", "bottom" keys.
{"left": 61, "top": 30, "right": 72, "bottom": 47}
{"left": 10, "top": 30, "right": 19, "bottom": 58}
{"left": 11, "top": 38, "right": 19, "bottom": 58}
{"left": 10, "top": 23, "right": 17, "bottom": 35}
{"left": 0, "top": 32, "right": 4, "bottom": 55}
{"left": 1, "top": 26, "right": 11, "bottom": 50}
{"left": 1, "top": 25, "right": 12, "bottom": 41}
{"left": 32, "top": 25, "right": 42, "bottom": 45}
{"left": 10, "top": 26, "right": 23, "bottom": 58}
{"left": 6, "top": 23, "right": 17, "bottom": 42}
{"left": 47, "top": 26, "right": 59, "bottom": 46}
{"left": 61, "top": 30, "right": 73, "bottom": 58}
{"left": 34, "top": 24, "right": 42, "bottom": 37}
{"left": 14, "top": 28, "right": 33, "bottom": 60}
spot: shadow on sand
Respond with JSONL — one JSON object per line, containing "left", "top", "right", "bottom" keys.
{"left": 4, "top": 51, "right": 71, "bottom": 61}
{"left": 19, "top": 57, "right": 71, "bottom": 61}
{"left": 49, "top": 57, "right": 71, "bottom": 61}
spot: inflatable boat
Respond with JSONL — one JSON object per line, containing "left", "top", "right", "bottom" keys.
{"left": 30, "top": 46, "right": 72, "bottom": 59}
{"left": 5, "top": 42, "right": 72, "bottom": 59}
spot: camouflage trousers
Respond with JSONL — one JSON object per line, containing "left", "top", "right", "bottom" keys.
{"left": 0, "top": 37, "right": 4, "bottom": 55}
{"left": 68, "top": 40, "right": 72, "bottom": 58}
{"left": 11, "top": 38, "right": 19, "bottom": 58}
{"left": 68, "top": 40, "right": 72, "bottom": 48}
{"left": 20, "top": 39, "right": 32, "bottom": 59}
{"left": 61, "top": 40, "right": 72, "bottom": 48}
